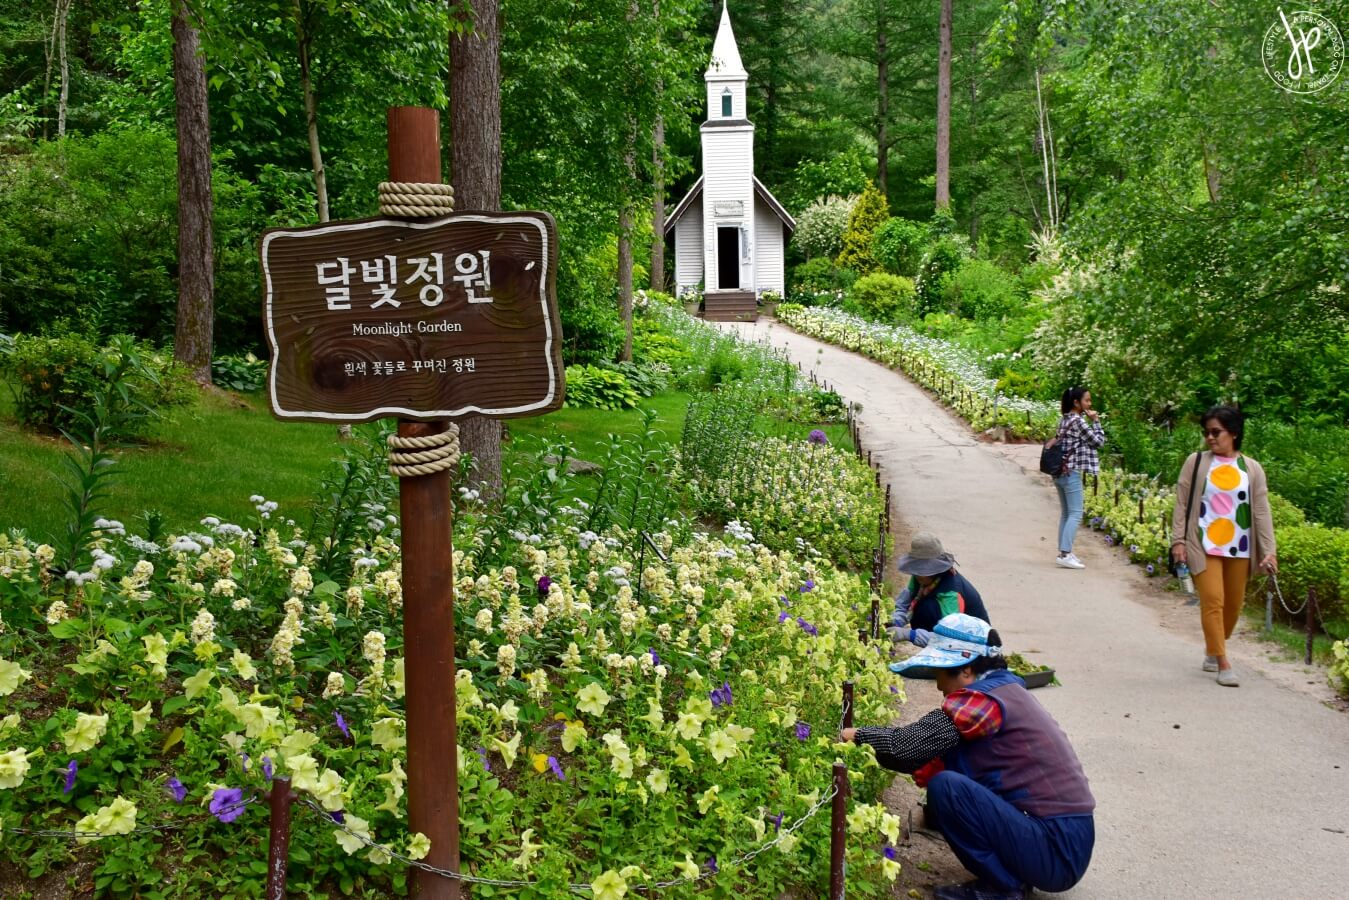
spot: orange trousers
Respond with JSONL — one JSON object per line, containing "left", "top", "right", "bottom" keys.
{"left": 1194, "top": 555, "right": 1250, "bottom": 657}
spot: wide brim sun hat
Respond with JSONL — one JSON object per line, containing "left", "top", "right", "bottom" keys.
{"left": 889, "top": 613, "right": 999, "bottom": 679}
{"left": 896, "top": 530, "right": 957, "bottom": 578}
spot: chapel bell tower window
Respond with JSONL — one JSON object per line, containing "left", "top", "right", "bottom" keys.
{"left": 721, "top": 88, "right": 733, "bottom": 118}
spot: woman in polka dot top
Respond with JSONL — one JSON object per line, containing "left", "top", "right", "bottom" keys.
{"left": 1170, "top": 406, "right": 1277, "bottom": 687}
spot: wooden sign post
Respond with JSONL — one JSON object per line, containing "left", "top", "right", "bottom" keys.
{"left": 260, "top": 106, "right": 562, "bottom": 898}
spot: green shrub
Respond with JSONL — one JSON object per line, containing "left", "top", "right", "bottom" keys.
{"left": 563, "top": 364, "right": 640, "bottom": 410}
{"left": 914, "top": 235, "right": 970, "bottom": 317}
{"left": 702, "top": 344, "right": 749, "bottom": 389}
{"left": 788, "top": 258, "right": 850, "bottom": 307}
{"left": 3, "top": 329, "right": 193, "bottom": 440}
{"left": 844, "top": 273, "right": 916, "bottom": 324}
{"left": 943, "top": 258, "right": 1023, "bottom": 321}
{"left": 597, "top": 360, "right": 669, "bottom": 398}
{"left": 835, "top": 185, "right": 889, "bottom": 273}
{"left": 211, "top": 353, "right": 268, "bottom": 393}
{"left": 558, "top": 262, "right": 623, "bottom": 366}
{"left": 872, "top": 217, "right": 928, "bottom": 276}
{"left": 1269, "top": 493, "right": 1308, "bottom": 530}
{"left": 1273, "top": 524, "right": 1349, "bottom": 636}
{"left": 632, "top": 326, "right": 691, "bottom": 372}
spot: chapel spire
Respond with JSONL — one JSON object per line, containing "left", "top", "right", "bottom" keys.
{"left": 707, "top": 2, "right": 747, "bottom": 79}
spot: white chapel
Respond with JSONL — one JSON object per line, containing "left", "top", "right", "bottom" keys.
{"left": 664, "top": 3, "right": 795, "bottom": 318}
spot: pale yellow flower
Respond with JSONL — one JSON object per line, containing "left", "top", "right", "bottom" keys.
{"left": 64, "top": 712, "right": 109, "bottom": 753}
{"left": 407, "top": 832, "right": 431, "bottom": 861}
{"left": 674, "top": 712, "right": 703, "bottom": 741}
{"left": 0, "top": 748, "right": 30, "bottom": 789}
{"left": 334, "top": 812, "right": 370, "bottom": 854}
{"left": 707, "top": 729, "right": 738, "bottom": 764}
{"left": 645, "top": 768, "right": 668, "bottom": 794}
{"left": 312, "top": 768, "right": 346, "bottom": 811}
{"left": 371, "top": 717, "right": 406, "bottom": 752}
{"left": 182, "top": 668, "right": 214, "bottom": 700}
{"left": 561, "top": 720, "right": 587, "bottom": 753}
{"left": 238, "top": 703, "right": 281, "bottom": 741}
{"left": 638, "top": 698, "right": 664, "bottom": 727}
{"left": 279, "top": 730, "right": 319, "bottom": 760}
{"left": 231, "top": 650, "right": 257, "bottom": 681}
{"left": 491, "top": 732, "right": 521, "bottom": 769}
{"left": 576, "top": 682, "right": 611, "bottom": 717}
{"left": 514, "top": 827, "right": 544, "bottom": 868}
{"left": 675, "top": 853, "right": 700, "bottom": 880}
{"left": 286, "top": 753, "right": 320, "bottom": 793}
{"left": 590, "top": 869, "right": 627, "bottom": 900}
{"left": 130, "top": 701, "right": 153, "bottom": 735}
{"left": 0, "top": 659, "right": 32, "bottom": 696}
{"left": 142, "top": 633, "right": 169, "bottom": 679}
{"left": 697, "top": 784, "right": 720, "bottom": 815}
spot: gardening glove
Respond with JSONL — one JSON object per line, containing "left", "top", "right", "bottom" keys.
{"left": 906, "top": 628, "right": 932, "bottom": 648}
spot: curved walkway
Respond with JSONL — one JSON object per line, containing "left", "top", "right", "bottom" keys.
{"left": 724, "top": 320, "right": 1348, "bottom": 899}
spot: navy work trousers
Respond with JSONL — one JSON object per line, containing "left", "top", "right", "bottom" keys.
{"left": 926, "top": 771, "right": 1094, "bottom": 892}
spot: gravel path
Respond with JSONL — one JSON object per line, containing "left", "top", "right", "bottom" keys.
{"left": 723, "top": 319, "right": 1348, "bottom": 899}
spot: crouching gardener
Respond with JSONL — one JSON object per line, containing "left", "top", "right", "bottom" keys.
{"left": 842, "top": 614, "right": 1094, "bottom": 900}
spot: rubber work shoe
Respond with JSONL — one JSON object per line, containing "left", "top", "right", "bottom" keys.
{"left": 1217, "top": 668, "right": 1240, "bottom": 687}
{"left": 1055, "top": 554, "right": 1085, "bottom": 570}
{"left": 934, "top": 881, "right": 1028, "bottom": 900}
{"left": 1202, "top": 655, "right": 1219, "bottom": 672}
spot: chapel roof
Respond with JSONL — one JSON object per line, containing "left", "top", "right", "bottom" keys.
{"left": 706, "top": 3, "right": 747, "bottom": 79}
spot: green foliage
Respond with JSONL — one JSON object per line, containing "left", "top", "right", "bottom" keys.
{"left": 557, "top": 253, "right": 623, "bottom": 366}
{"left": 631, "top": 324, "right": 692, "bottom": 372}
{"left": 596, "top": 360, "right": 670, "bottom": 398}
{"left": 784, "top": 148, "right": 871, "bottom": 213}
{"left": 871, "top": 217, "right": 928, "bottom": 276}
{"left": 942, "top": 258, "right": 1023, "bottom": 321}
{"left": 844, "top": 273, "right": 916, "bottom": 324}
{"left": 210, "top": 354, "right": 268, "bottom": 393}
{"left": 835, "top": 184, "right": 889, "bottom": 273}
{"left": 1275, "top": 525, "right": 1349, "bottom": 635}
{"left": 791, "top": 194, "right": 855, "bottom": 260}
{"left": 0, "top": 129, "right": 266, "bottom": 354}
{"left": 788, "top": 258, "right": 851, "bottom": 307}
{"left": 563, "top": 364, "right": 641, "bottom": 410}
{"left": 913, "top": 234, "right": 970, "bottom": 317}
{"left": 3, "top": 330, "right": 192, "bottom": 441}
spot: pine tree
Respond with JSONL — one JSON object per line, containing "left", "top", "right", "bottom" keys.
{"left": 835, "top": 184, "right": 889, "bottom": 273}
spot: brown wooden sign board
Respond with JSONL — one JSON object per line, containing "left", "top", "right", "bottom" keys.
{"left": 261, "top": 212, "right": 563, "bottom": 423}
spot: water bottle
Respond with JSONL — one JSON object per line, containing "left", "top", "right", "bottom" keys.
{"left": 1176, "top": 563, "right": 1195, "bottom": 595}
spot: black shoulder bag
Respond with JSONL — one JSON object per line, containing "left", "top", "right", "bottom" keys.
{"left": 1170, "top": 452, "right": 1204, "bottom": 575}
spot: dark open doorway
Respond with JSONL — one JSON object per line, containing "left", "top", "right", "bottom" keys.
{"left": 716, "top": 227, "right": 739, "bottom": 289}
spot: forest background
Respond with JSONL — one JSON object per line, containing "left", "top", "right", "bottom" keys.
{"left": 0, "top": 0, "right": 1345, "bottom": 525}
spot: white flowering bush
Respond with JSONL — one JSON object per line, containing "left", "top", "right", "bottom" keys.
{"left": 791, "top": 195, "right": 856, "bottom": 261}
{"left": 778, "top": 304, "right": 1059, "bottom": 439}
{"left": 0, "top": 499, "right": 907, "bottom": 896}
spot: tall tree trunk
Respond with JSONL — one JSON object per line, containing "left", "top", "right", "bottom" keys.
{"left": 1034, "top": 67, "right": 1058, "bottom": 231}
{"left": 55, "top": 0, "right": 71, "bottom": 137}
{"left": 451, "top": 0, "right": 503, "bottom": 496}
{"left": 172, "top": 0, "right": 215, "bottom": 385}
{"left": 295, "top": 0, "right": 329, "bottom": 222}
{"left": 935, "top": 0, "right": 952, "bottom": 211}
{"left": 650, "top": 112, "right": 665, "bottom": 292}
{"left": 619, "top": 201, "right": 633, "bottom": 361}
{"left": 968, "top": 33, "right": 978, "bottom": 245}
{"left": 875, "top": 5, "right": 888, "bottom": 197}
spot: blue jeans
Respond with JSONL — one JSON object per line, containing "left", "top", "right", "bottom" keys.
{"left": 1054, "top": 470, "right": 1083, "bottom": 554}
{"left": 926, "top": 771, "right": 1094, "bottom": 892}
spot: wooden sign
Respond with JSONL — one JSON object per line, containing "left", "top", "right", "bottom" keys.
{"left": 261, "top": 212, "right": 563, "bottom": 423}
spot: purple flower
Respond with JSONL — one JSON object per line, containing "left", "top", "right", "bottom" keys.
{"left": 778, "top": 595, "right": 791, "bottom": 606}
{"left": 1104, "top": 536, "right": 1115, "bottom": 546}
{"left": 548, "top": 756, "right": 566, "bottom": 781}
{"left": 1129, "top": 544, "right": 1139, "bottom": 554}
{"left": 799, "top": 580, "right": 815, "bottom": 593}
{"left": 262, "top": 757, "right": 274, "bottom": 782}
{"left": 808, "top": 429, "right": 829, "bottom": 445}
{"left": 648, "top": 648, "right": 660, "bottom": 667}
{"left": 330, "top": 810, "right": 345, "bottom": 825}
{"left": 476, "top": 746, "right": 491, "bottom": 772}
{"left": 778, "top": 610, "right": 791, "bottom": 623}
{"left": 239, "top": 752, "right": 250, "bottom": 773}
{"left": 890, "top": 685, "right": 899, "bottom": 694}
{"left": 62, "top": 760, "right": 78, "bottom": 794}
{"left": 209, "top": 787, "right": 246, "bottom": 823}
{"left": 770, "top": 811, "right": 784, "bottom": 832}
{"left": 795, "top": 722, "right": 811, "bottom": 741}
{"left": 883, "top": 846, "right": 898, "bottom": 861}
{"left": 710, "top": 681, "right": 733, "bottom": 708}
{"left": 796, "top": 617, "right": 819, "bottom": 637}
{"left": 537, "top": 576, "right": 552, "bottom": 596}
{"left": 166, "top": 777, "right": 187, "bottom": 803}
{"left": 705, "top": 856, "right": 719, "bottom": 874}
{"left": 1146, "top": 564, "right": 1156, "bottom": 575}
{"left": 335, "top": 711, "right": 350, "bottom": 740}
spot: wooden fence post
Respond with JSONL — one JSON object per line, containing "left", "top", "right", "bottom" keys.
{"left": 267, "top": 776, "right": 295, "bottom": 900}
{"left": 829, "top": 762, "right": 850, "bottom": 900}
{"left": 1306, "top": 587, "right": 1317, "bottom": 665}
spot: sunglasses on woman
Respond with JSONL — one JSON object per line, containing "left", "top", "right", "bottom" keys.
{"left": 1204, "top": 428, "right": 1227, "bottom": 438}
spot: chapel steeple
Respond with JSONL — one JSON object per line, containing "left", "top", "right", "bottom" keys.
{"left": 705, "top": 3, "right": 749, "bottom": 123}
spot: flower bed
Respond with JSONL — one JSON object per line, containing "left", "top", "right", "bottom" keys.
{"left": 0, "top": 501, "right": 907, "bottom": 896}
{"left": 777, "top": 304, "right": 1058, "bottom": 440}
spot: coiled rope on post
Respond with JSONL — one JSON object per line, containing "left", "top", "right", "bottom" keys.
{"left": 378, "top": 181, "right": 455, "bottom": 218}
{"left": 388, "top": 427, "right": 460, "bottom": 478}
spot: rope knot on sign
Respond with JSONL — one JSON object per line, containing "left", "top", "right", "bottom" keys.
{"left": 388, "top": 427, "right": 461, "bottom": 478}
{"left": 378, "top": 181, "right": 455, "bottom": 218}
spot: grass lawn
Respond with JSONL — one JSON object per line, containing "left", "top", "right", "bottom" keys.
{"left": 1, "top": 379, "right": 855, "bottom": 545}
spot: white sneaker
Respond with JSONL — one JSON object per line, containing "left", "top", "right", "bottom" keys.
{"left": 1055, "top": 555, "right": 1086, "bottom": 570}
{"left": 1217, "top": 668, "right": 1239, "bottom": 687}
{"left": 1202, "top": 656, "right": 1219, "bottom": 672}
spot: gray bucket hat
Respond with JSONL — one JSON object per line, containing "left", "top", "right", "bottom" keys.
{"left": 896, "top": 531, "right": 957, "bottom": 577}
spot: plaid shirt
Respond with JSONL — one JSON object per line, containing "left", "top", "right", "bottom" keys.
{"left": 852, "top": 689, "right": 1004, "bottom": 779}
{"left": 1057, "top": 413, "right": 1106, "bottom": 475}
